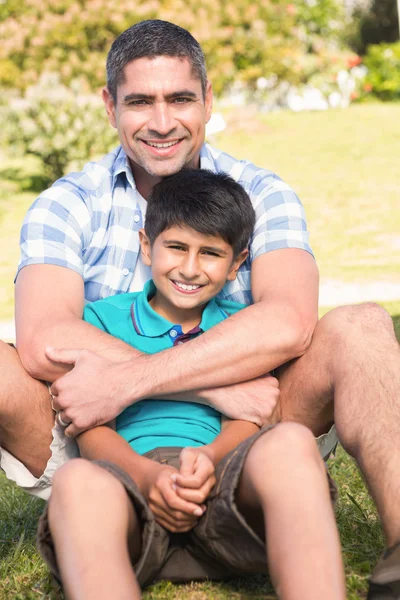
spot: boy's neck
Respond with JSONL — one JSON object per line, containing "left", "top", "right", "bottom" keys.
{"left": 149, "top": 291, "right": 206, "bottom": 333}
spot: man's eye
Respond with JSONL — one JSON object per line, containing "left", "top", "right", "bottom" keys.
{"left": 173, "top": 97, "right": 191, "bottom": 104}
{"left": 128, "top": 100, "right": 149, "bottom": 106}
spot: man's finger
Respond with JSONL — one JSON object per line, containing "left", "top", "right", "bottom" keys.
{"left": 45, "top": 346, "right": 81, "bottom": 366}
{"left": 64, "top": 423, "right": 82, "bottom": 438}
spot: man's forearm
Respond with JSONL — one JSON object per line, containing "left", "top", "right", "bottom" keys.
{"left": 120, "top": 300, "right": 315, "bottom": 404}
{"left": 18, "top": 316, "right": 140, "bottom": 381}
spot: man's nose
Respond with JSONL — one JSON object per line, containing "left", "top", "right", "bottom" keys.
{"left": 148, "top": 103, "right": 176, "bottom": 136}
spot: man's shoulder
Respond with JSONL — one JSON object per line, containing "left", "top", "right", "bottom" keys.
{"left": 47, "top": 146, "right": 124, "bottom": 199}
{"left": 201, "top": 143, "right": 282, "bottom": 191}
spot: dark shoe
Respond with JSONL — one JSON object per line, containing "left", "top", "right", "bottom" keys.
{"left": 368, "top": 543, "right": 400, "bottom": 599}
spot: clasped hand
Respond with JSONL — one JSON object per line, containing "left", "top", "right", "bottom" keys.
{"left": 142, "top": 447, "right": 216, "bottom": 533}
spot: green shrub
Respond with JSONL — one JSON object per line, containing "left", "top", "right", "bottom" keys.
{"left": 2, "top": 73, "right": 118, "bottom": 185}
{"left": 363, "top": 42, "right": 400, "bottom": 101}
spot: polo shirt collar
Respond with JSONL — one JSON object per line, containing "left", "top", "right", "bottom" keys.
{"left": 131, "top": 280, "right": 229, "bottom": 338}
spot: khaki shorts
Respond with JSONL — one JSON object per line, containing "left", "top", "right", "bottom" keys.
{"left": 37, "top": 428, "right": 337, "bottom": 588}
{"left": 0, "top": 420, "right": 338, "bottom": 501}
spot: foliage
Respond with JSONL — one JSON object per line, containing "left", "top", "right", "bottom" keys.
{"left": 2, "top": 73, "right": 118, "bottom": 184}
{"left": 360, "top": 0, "right": 399, "bottom": 51}
{"left": 0, "top": 0, "right": 352, "bottom": 97}
{"left": 363, "top": 42, "right": 400, "bottom": 100}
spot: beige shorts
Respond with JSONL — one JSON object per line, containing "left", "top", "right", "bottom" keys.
{"left": 0, "top": 421, "right": 337, "bottom": 501}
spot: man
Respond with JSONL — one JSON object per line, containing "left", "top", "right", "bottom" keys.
{"left": 1, "top": 19, "right": 399, "bottom": 597}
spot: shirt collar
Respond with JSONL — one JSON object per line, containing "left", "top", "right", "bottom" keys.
{"left": 112, "top": 147, "right": 137, "bottom": 191}
{"left": 131, "top": 280, "right": 229, "bottom": 338}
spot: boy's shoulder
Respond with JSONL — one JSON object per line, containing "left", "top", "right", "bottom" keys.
{"left": 214, "top": 298, "right": 246, "bottom": 316}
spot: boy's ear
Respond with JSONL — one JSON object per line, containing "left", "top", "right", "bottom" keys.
{"left": 139, "top": 229, "right": 152, "bottom": 266}
{"left": 226, "top": 248, "right": 248, "bottom": 281}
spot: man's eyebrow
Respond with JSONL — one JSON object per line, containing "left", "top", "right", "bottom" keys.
{"left": 122, "top": 90, "right": 198, "bottom": 103}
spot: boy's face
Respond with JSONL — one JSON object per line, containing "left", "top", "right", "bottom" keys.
{"left": 139, "top": 226, "right": 247, "bottom": 319}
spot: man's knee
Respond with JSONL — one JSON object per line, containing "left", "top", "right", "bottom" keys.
{"left": 318, "top": 302, "right": 394, "bottom": 344}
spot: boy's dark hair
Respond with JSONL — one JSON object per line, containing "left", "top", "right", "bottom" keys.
{"left": 106, "top": 20, "right": 207, "bottom": 102}
{"left": 145, "top": 170, "right": 255, "bottom": 258}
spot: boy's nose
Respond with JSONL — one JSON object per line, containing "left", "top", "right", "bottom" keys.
{"left": 179, "top": 255, "right": 201, "bottom": 279}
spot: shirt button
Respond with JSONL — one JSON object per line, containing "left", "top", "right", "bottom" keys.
{"left": 122, "top": 268, "right": 129, "bottom": 276}
{"left": 134, "top": 215, "right": 140, "bottom": 223}
{"left": 170, "top": 329, "right": 177, "bottom": 338}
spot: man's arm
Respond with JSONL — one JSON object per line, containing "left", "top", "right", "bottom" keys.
{"left": 15, "top": 264, "right": 142, "bottom": 380}
{"left": 49, "top": 248, "right": 318, "bottom": 434}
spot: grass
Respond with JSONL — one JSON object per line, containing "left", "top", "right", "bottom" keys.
{"left": 0, "top": 103, "right": 400, "bottom": 598}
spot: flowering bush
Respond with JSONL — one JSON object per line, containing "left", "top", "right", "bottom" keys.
{"left": 2, "top": 73, "right": 118, "bottom": 184}
{"left": 362, "top": 42, "right": 400, "bottom": 101}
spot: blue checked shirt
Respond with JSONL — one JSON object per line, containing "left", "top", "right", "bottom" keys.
{"left": 18, "top": 143, "right": 313, "bottom": 305}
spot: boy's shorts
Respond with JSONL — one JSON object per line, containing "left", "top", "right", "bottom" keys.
{"left": 36, "top": 427, "right": 337, "bottom": 588}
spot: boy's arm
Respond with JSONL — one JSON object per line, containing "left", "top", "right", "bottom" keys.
{"left": 202, "top": 417, "right": 260, "bottom": 466}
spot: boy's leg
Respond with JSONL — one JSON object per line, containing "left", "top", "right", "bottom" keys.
{"left": 236, "top": 423, "right": 346, "bottom": 600}
{"left": 45, "top": 459, "right": 142, "bottom": 600}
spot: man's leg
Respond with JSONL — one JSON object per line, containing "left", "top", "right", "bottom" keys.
{"left": 275, "top": 302, "right": 400, "bottom": 547}
{"left": 46, "top": 459, "right": 141, "bottom": 600}
{"left": 0, "top": 340, "right": 54, "bottom": 477}
{"left": 236, "top": 423, "right": 346, "bottom": 600}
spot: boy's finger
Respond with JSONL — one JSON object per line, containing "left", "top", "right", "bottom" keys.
{"left": 178, "top": 448, "right": 198, "bottom": 477}
{"left": 160, "top": 482, "right": 204, "bottom": 517}
{"left": 174, "top": 459, "right": 214, "bottom": 489}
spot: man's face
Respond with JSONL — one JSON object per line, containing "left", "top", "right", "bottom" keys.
{"left": 103, "top": 56, "right": 213, "bottom": 189}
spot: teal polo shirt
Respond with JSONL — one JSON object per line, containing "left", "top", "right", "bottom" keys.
{"left": 83, "top": 280, "right": 245, "bottom": 455}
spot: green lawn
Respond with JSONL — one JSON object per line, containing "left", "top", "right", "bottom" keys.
{"left": 1, "top": 103, "right": 399, "bottom": 599}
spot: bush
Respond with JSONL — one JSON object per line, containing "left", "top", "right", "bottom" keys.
{"left": 363, "top": 42, "right": 400, "bottom": 101}
{"left": 2, "top": 73, "right": 118, "bottom": 185}
{"left": 0, "top": 0, "right": 350, "bottom": 97}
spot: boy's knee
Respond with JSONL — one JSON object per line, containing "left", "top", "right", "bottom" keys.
{"left": 247, "top": 422, "right": 318, "bottom": 467}
{"left": 52, "top": 459, "right": 120, "bottom": 501}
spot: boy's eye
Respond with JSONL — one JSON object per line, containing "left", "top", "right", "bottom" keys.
{"left": 202, "top": 250, "right": 220, "bottom": 257}
{"left": 169, "top": 245, "right": 185, "bottom": 251}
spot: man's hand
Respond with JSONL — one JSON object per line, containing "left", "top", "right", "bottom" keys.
{"left": 141, "top": 462, "right": 205, "bottom": 533}
{"left": 46, "top": 347, "right": 135, "bottom": 437}
{"left": 204, "top": 374, "right": 280, "bottom": 427}
{"left": 172, "top": 447, "right": 216, "bottom": 505}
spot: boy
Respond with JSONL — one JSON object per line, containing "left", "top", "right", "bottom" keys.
{"left": 37, "top": 170, "right": 345, "bottom": 600}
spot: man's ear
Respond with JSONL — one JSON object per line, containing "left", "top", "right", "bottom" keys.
{"left": 139, "top": 229, "right": 152, "bottom": 266}
{"left": 102, "top": 87, "right": 117, "bottom": 129}
{"left": 227, "top": 248, "right": 248, "bottom": 281}
{"left": 205, "top": 80, "right": 213, "bottom": 124}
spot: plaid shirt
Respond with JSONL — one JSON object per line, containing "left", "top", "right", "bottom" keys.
{"left": 18, "top": 143, "right": 313, "bottom": 305}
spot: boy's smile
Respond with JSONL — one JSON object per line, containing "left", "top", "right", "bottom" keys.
{"left": 139, "top": 225, "right": 247, "bottom": 330}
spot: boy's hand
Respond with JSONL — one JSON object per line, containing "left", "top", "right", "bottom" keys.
{"left": 142, "top": 462, "right": 205, "bottom": 533}
{"left": 172, "top": 447, "right": 216, "bottom": 505}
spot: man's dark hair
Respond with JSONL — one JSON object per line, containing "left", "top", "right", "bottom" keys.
{"left": 106, "top": 20, "right": 207, "bottom": 102}
{"left": 145, "top": 170, "right": 255, "bottom": 258}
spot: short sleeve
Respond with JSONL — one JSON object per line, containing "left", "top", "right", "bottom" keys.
{"left": 248, "top": 174, "right": 313, "bottom": 262}
{"left": 16, "top": 180, "right": 91, "bottom": 280}
{"left": 83, "top": 303, "right": 108, "bottom": 332}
